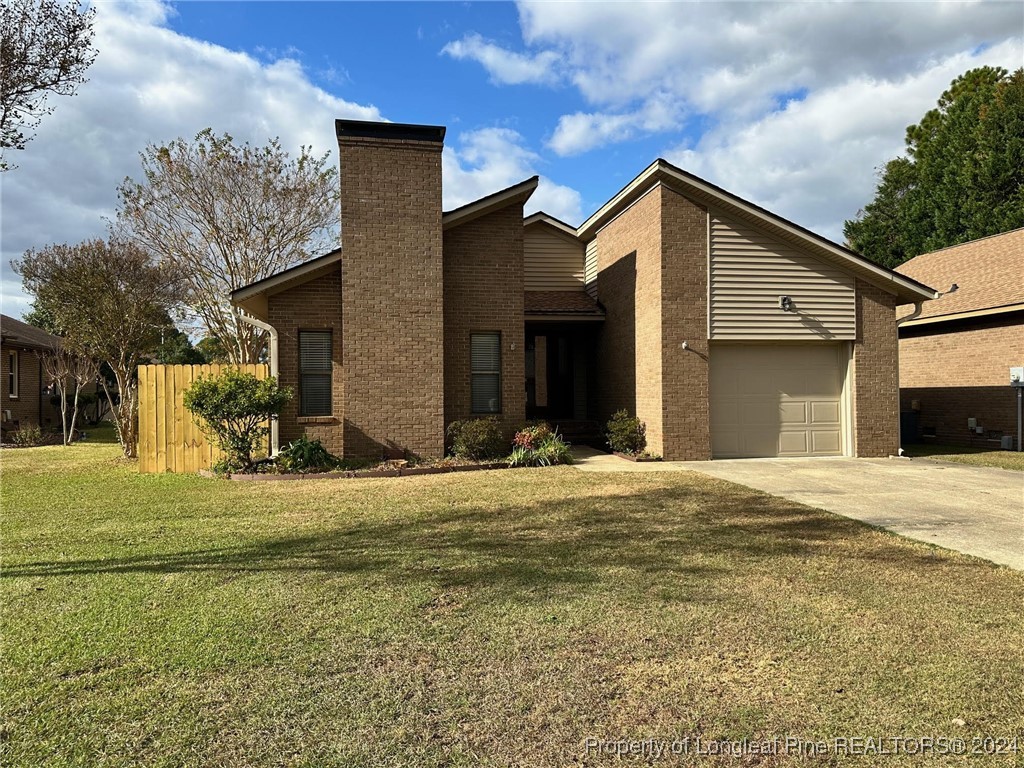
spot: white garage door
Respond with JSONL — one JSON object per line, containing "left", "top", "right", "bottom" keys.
{"left": 710, "top": 344, "right": 845, "bottom": 458}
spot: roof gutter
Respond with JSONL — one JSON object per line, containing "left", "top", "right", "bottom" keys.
{"left": 236, "top": 311, "right": 280, "bottom": 457}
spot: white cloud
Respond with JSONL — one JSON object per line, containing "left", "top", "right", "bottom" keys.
{"left": 547, "top": 93, "right": 682, "bottom": 156}
{"left": 442, "top": 1, "right": 1022, "bottom": 156}
{"left": 443, "top": 127, "right": 582, "bottom": 224}
{"left": 666, "top": 39, "right": 1024, "bottom": 242}
{"left": 441, "top": 33, "right": 560, "bottom": 86}
{"left": 1, "top": 0, "right": 382, "bottom": 317}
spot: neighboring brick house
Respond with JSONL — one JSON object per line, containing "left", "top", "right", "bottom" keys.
{"left": 232, "top": 119, "right": 936, "bottom": 461}
{"left": 0, "top": 314, "right": 61, "bottom": 436}
{"left": 895, "top": 228, "right": 1024, "bottom": 449}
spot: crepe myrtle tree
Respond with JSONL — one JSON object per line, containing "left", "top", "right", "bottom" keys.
{"left": 183, "top": 368, "right": 291, "bottom": 474}
{"left": 0, "top": 0, "right": 97, "bottom": 169}
{"left": 14, "top": 238, "right": 183, "bottom": 458}
{"left": 37, "top": 339, "right": 98, "bottom": 445}
{"left": 116, "top": 129, "right": 339, "bottom": 364}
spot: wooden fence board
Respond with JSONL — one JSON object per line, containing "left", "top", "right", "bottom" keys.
{"left": 136, "top": 363, "right": 269, "bottom": 473}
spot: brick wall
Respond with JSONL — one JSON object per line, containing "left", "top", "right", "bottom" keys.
{"left": 1, "top": 344, "right": 47, "bottom": 431}
{"left": 443, "top": 205, "right": 526, "bottom": 438}
{"left": 899, "top": 316, "right": 1023, "bottom": 447}
{"left": 852, "top": 279, "right": 900, "bottom": 456}
{"left": 338, "top": 134, "right": 445, "bottom": 459}
{"left": 660, "top": 188, "right": 710, "bottom": 460}
{"left": 593, "top": 185, "right": 711, "bottom": 460}
{"left": 267, "top": 266, "right": 344, "bottom": 455}
{"left": 594, "top": 186, "right": 663, "bottom": 453}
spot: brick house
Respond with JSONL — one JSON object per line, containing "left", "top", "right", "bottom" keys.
{"left": 0, "top": 314, "right": 62, "bottom": 436}
{"left": 231, "top": 119, "right": 936, "bottom": 461}
{"left": 895, "top": 228, "right": 1024, "bottom": 448}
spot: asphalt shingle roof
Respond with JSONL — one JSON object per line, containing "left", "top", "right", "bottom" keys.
{"left": 524, "top": 291, "right": 604, "bottom": 316}
{"left": 894, "top": 228, "right": 1024, "bottom": 319}
{"left": 0, "top": 314, "right": 62, "bottom": 350}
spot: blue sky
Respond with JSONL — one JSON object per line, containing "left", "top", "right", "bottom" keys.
{"left": 2, "top": 0, "right": 1022, "bottom": 317}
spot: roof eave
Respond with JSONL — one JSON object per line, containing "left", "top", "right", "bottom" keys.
{"left": 442, "top": 176, "right": 539, "bottom": 231}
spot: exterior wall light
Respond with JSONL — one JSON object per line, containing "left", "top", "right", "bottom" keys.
{"left": 779, "top": 295, "right": 793, "bottom": 312}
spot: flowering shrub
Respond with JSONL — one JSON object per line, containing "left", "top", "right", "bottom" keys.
{"left": 508, "top": 422, "right": 573, "bottom": 467}
{"left": 512, "top": 422, "right": 552, "bottom": 450}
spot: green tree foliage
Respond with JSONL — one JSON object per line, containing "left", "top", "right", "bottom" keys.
{"left": 183, "top": 369, "right": 291, "bottom": 473}
{"left": 845, "top": 67, "right": 1024, "bottom": 268}
{"left": 151, "top": 325, "right": 208, "bottom": 365}
{"left": 14, "top": 238, "right": 182, "bottom": 457}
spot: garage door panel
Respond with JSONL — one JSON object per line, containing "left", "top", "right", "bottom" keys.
{"left": 811, "top": 430, "right": 841, "bottom": 453}
{"left": 779, "top": 401, "right": 808, "bottom": 425}
{"left": 710, "top": 343, "right": 844, "bottom": 458}
{"left": 740, "top": 401, "right": 776, "bottom": 426}
{"left": 779, "top": 431, "right": 809, "bottom": 454}
{"left": 810, "top": 401, "right": 840, "bottom": 425}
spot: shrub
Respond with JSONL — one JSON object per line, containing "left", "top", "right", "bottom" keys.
{"left": 507, "top": 423, "right": 573, "bottom": 467}
{"left": 606, "top": 410, "right": 646, "bottom": 455}
{"left": 9, "top": 425, "right": 43, "bottom": 447}
{"left": 184, "top": 369, "right": 291, "bottom": 473}
{"left": 277, "top": 435, "right": 341, "bottom": 473}
{"left": 446, "top": 417, "right": 507, "bottom": 460}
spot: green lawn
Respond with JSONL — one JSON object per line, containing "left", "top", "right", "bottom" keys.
{"left": 2, "top": 440, "right": 1022, "bottom": 767}
{"left": 904, "top": 442, "right": 1024, "bottom": 472}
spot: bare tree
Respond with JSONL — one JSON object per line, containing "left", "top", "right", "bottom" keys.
{"left": 116, "top": 129, "right": 339, "bottom": 363}
{"left": 38, "top": 341, "right": 97, "bottom": 445}
{"left": 14, "top": 238, "right": 182, "bottom": 458}
{"left": 0, "top": 0, "right": 97, "bottom": 169}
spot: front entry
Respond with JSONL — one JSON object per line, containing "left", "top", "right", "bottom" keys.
{"left": 710, "top": 343, "right": 846, "bottom": 458}
{"left": 525, "top": 328, "right": 593, "bottom": 421}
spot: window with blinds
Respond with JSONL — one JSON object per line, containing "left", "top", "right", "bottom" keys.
{"left": 299, "top": 330, "right": 332, "bottom": 416}
{"left": 470, "top": 332, "right": 501, "bottom": 414}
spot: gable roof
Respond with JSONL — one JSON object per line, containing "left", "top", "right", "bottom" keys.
{"left": 524, "top": 211, "right": 578, "bottom": 238}
{"left": 0, "top": 314, "right": 62, "bottom": 351}
{"left": 230, "top": 248, "right": 343, "bottom": 319}
{"left": 894, "top": 228, "right": 1024, "bottom": 326}
{"left": 442, "top": 176, "right": 539, "bottom": 231}
{"left": 575, "top": 159, "right": 937, "bottom": 304}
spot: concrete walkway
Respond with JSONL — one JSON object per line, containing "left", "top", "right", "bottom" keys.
{"left": 572, "top": 447, "right": 1024, "bottom": 569}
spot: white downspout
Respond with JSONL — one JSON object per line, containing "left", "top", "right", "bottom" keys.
{"left": 237, "top": 312, "right": 280, "bottom": 457}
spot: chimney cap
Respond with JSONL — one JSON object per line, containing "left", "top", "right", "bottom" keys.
{"left": 335, "top": 119, "right": 445, "bottom": 143}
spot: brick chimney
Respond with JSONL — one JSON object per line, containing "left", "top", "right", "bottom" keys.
{"left": 335, "top": 120, "right": 446, "bottom": 459}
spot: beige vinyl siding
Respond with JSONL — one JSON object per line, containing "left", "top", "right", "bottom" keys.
{"left": 584, "top": 239, "right": 598, "bottom": 299}
{"left": 524, "top": 225, "right": 585, "bottom": 291}
{"left": 709, "top": 212, "right": 856, "bottom": 340}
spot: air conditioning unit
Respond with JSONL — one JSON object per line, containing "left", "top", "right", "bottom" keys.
{"left": 1001, "top": 435, "right": 1015, "bottom": 450}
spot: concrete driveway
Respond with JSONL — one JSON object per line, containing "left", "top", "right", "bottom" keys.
{"left": 573, "top": 449, "right": 1023, "bottom": 569}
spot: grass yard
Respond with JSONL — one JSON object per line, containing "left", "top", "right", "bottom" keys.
{"left": 2, "top": 439, "right": 1022, "bottom": 767}
{"left": 905, "top": 442, "right": 1024, "bottom": 472}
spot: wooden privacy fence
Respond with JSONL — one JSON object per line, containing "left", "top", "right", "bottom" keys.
{"left": 138, "top": 364, "right": 269, "bottom": 473}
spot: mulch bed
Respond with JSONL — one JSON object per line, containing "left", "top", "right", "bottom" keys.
{"left": 612, "top": 451, "right": 662, "bottom": 463}
{"left": 200, "top": 461, "right": 510, "bottom": 481}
